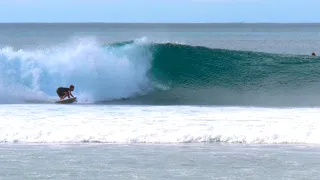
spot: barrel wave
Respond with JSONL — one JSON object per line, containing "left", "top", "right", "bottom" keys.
{"left": 1, "top": 37, "right": 320, "bottom": 106}
{"left": 144, "top": 43, "right": 320, "bottom": 106}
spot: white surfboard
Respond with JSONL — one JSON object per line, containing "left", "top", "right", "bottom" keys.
{"left": 55, "top": 97, "right": 77, "bottom": 104}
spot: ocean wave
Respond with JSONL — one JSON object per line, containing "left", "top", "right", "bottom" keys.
{"left": 0, "top": 37, "right": 153, "bottom": 103}
{"left": 0, "top": 37, "right": 320, "bottom": 106}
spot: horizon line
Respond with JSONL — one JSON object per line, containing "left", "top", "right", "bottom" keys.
{"left": 0, "top": 22, "right": 319, "bottom": 24}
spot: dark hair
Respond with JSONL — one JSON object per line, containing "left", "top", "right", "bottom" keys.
{"left": 70, "top": 85, "right": 74, "bottom": 89}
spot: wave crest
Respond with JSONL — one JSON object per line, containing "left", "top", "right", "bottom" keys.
{"left": 0, "top": 37, "right": 153, "bottom": 103}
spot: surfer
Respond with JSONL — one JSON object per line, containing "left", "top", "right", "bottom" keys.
{"left": 312, "top": 52, "right": 316, "bottom": 56}
{"left": 56, "top": 85, "right": 75, "bottom": 100}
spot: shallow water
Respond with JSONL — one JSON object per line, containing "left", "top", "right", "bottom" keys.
{"left": 1, "top": 143, "right": 320, "bottom": 180}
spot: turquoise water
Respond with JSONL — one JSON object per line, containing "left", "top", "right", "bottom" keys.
{"left": 1, "top": 23, "right": 320, "bottom": 179}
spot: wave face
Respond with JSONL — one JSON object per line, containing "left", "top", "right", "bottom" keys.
{"left": 143, "top": 43, "right": 320, "bottom": 106}
{"left": 1, "top": 37, "right": 320, "bottom": 106}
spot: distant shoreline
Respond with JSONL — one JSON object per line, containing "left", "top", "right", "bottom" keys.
{"left": 0, "top": 22, "right": 319, "bottom": 28}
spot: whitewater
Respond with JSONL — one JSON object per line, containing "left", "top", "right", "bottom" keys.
{"left": 1, "top": 105, "right": 320, "bottom": 144}
{"left": 0, "top": 37, "right": 153, "bottom": 103}
{"left": 1, "top": 23, "right": 320, "bottom": 180}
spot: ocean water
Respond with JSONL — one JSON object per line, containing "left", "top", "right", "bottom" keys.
{"left": 1, "top": 23, "right": 320, "bottom": 179}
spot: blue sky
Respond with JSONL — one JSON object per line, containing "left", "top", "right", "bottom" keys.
{"left": 0, "top": 0, "right": 319, "bottom": 23}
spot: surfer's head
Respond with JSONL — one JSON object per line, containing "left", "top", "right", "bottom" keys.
{"left": 312, "top": 52, "right": 316, "bottom": 56}
{"left": 70, "top": 85, "right": 74, "bottom": 91}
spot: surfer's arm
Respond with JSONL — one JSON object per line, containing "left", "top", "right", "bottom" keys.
{"left": 69, "top": 91, "right": 74, "bottom": 98}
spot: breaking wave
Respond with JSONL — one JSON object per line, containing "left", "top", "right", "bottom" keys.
{"left": 1, "top": 37, "right": 320, "bottom": 106}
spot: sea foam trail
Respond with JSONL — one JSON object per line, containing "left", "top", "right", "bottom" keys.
{"left": 1, "top": 105, "right": 320, "bottom": 144}
{"left": 0, "top": 37, "right": 152, "bottom": 103}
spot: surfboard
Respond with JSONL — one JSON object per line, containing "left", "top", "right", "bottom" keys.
{"left": 55, "top": 97, "right": 77, "bottom": 104}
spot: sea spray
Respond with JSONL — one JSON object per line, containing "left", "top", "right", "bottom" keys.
{"left": 0, "top": 37, "right": 153, "bottom": 103}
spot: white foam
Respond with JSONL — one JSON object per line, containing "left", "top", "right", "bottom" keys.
{"left": 0, "top": 37, "right": 153, "bottom": 103}
{"left": 0, "top": 105, "right": 320, "bottom": 144}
